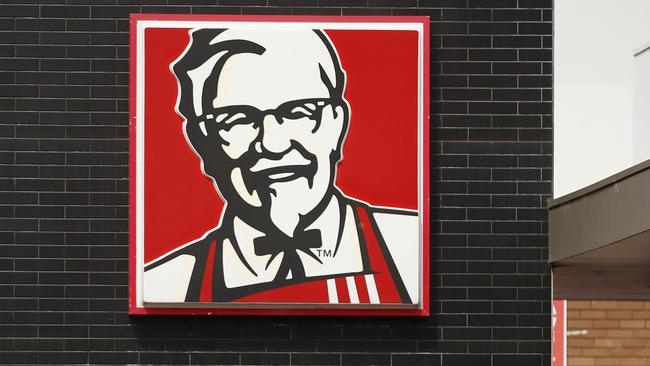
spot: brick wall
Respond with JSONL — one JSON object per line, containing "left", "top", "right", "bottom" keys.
{"left": 0, "top": 1, "right": 552, "bottom": 365}
{"left": 568, "top": 301, "right": 650, "bottom": 366}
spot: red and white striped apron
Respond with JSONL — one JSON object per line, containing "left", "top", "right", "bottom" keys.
{"left": 196, "top": 204, "right": 407, "bottom": 305}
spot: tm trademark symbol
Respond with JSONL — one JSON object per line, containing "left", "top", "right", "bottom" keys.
{"left": 316, "top": 249, "right": 332, "bottom": 258}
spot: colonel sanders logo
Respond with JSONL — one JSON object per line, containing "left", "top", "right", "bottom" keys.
{"left": 136, "top": 21, "right": 426, "bottom": 310}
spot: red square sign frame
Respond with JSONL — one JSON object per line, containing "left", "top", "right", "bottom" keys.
{"left": 129, "top": 14, "right": 429, "bottom": 316}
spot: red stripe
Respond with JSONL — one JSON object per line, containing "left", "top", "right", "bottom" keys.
{"left": 199, "top": 241, "right": 216, "bottom": 302}
{"left": 335, "top": 277, "right": 349, "bottom": 304}
{"left": 235, "top": 279, "right": 330, "bottom": 303}
{"left": 354, "top": 275, "right": 370, "bottom": 304}
{"left": 356, "top": 206, "right": 402, "bottom": 304}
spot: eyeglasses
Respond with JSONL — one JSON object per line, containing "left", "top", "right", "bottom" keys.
{"left": 196, "top": 98, "right": 332, "bottom": 134}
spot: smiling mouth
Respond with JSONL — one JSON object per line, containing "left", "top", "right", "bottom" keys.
{"left": 268, "top": 172, "right": 296, "bottom": 180}
{"left": 253, "top": 164, "right": 312, "bottom": 183}
{"left": 247, "top": 148, "right": 318, "bottom": 188}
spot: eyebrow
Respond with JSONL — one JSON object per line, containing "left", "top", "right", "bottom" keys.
{"left": 224, "top": 113, "right": 246, "bottom": 125}
{"left": 216, "top": 113, "right": 228, "bottom": 123}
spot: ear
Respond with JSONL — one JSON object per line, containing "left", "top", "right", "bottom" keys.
{"left": 184, "top": 121, "right": 229, "bottom": 184}
{"left": 184, "top": 121, "right": 214, "bottom": 167}
{"left": 184, "top": 122, "right": 204, "bottom": 153}
{"left": 330, "top": 103, "right": 350, "bottom": 161}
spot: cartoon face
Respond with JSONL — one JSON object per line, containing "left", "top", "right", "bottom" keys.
{"left": 174, "top": 29, "right": 350, "bottom": 235}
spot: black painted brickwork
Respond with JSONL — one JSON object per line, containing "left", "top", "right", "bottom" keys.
{"left": 0, "top": 0, "right": 552, "bottom": 365}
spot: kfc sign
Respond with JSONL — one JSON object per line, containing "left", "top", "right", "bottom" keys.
{"left": 129, "top": 14, "right": 429, "bottom": 315}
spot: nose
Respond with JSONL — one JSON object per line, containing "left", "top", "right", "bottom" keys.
{"left": 260, "top": 114, "right": 291, "bottom": 154}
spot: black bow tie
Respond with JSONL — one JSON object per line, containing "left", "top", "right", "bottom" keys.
{"left": 253, "top": 229, "right": 322, "bottom": 282}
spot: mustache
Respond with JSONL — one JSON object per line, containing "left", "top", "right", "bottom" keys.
{"left": 240, "top": 141, "right": 318, "bottom": 173}
{"left": 235, "top": 141, "right": 319, "bottom": 192}
{"left": 250, "top": 149, "right": 311, "bottom": 172}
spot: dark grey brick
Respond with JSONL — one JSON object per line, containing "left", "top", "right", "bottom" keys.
{"left": 0, "top": 1, "right": 551, "bottom": 364}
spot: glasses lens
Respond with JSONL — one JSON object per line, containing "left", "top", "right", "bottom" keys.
{"left": 205, "top": 105, "right": 261, "bottom": 129}
{"left": 276, "top": 99, "right": 328, "bottom": 121}
{"left": 202, "top": 99, "right": 330, "bottom": 131}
